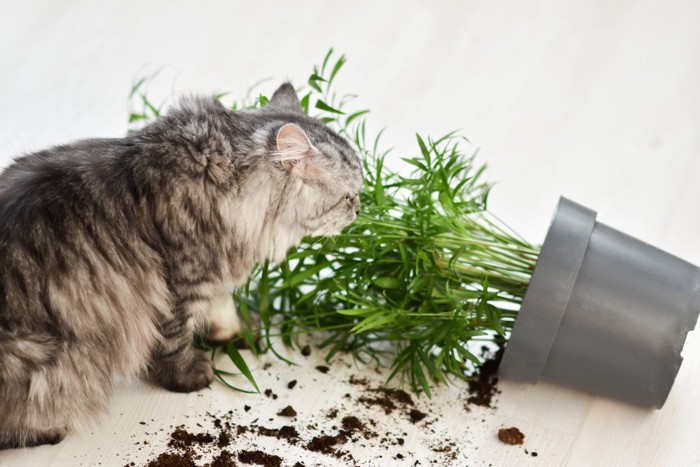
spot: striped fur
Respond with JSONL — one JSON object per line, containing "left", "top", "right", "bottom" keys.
{"left": 0, "top": 83, "right": 363, "bottom": 448}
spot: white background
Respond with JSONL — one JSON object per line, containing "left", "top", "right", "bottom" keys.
{"left": 1, "top": 1, "right": 699, "bottom": 466}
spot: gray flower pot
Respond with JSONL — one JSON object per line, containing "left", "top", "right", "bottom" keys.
{"left": 499, "top": 197, "right": 700, "bottom": 408}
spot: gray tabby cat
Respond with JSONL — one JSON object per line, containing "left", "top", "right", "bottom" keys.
{"left": 0, "top": 83, "right": 363, "bottom": 449}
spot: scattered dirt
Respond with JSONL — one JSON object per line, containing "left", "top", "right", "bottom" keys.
{"left": 498, "top": 427, "right": 525, "bottom": 445}
{"left": 408, "top": 409, "right": 427, "bottom": 423}
{"left": 301, "top": 345, "right": 311, "bottom": 356}
{"left": 132, "top": 345, "right": 509, "bottom": 466}
{"left": 147, "top": 452, "right": 196, "bottom": 467}
{"left": 256, "top": 425, "right": 299, "bottom": 444}
{"left": 307, "top": 433, "right": 348, "bottom": 454}
{"left": 341, "top": 416, "right": 363, "bottom": 432}
{"left": 168, "top": 427, "right": 214, "bottom": 450}
{"left": 276, "top": 405, "right": 297, "bottom": 417}
{"left": 358, "top": 388, "right": 416, "bottom": 416}
{"left": 209, "top": 450, "right": 236, "bottom": 467}
{"left": 467, "top": 345, "right": 504, "bottom": 408}
{"left": 238, "top": 449, "right": 282, "bottom": 467}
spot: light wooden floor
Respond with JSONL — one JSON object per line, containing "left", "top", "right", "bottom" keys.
{"left": 1, "top": 1, "right": 699, "bottom": 465}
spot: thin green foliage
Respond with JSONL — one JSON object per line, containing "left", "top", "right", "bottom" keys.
{"left": 128, "top": 49, "right": 540, "bottom": 396}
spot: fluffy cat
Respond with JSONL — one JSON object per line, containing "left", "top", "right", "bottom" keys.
{"left": 0, "top": 83, "right": 363, "bottom": 449}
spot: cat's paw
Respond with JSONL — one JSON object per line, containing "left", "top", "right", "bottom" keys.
{"left": 0, "top": 427, "right": 68, "bottom": 449}
{"left": 152, "top": 351, "right": 214, "bottom": 393}
{"left": 206, "top": 293, "right": 242, "bottom": 344}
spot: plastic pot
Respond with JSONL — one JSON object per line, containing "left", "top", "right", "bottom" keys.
{"left": 499, "top": 197, "right": 700, "bottom": 408}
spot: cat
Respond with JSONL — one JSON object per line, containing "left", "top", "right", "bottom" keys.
{"left": 0, "top": 83, "right": 363, "bottom": 449}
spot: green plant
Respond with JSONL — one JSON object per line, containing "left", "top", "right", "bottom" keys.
{"left": 128, "top": 50, "right": 540, "bottom": 397}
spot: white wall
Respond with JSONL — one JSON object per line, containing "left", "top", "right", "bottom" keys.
{"left": 2, "top": 0, "right": 699, "bottom": 260}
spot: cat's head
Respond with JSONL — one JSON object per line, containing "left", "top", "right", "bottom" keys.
{"left": 261, "top": 83, "right": 364, "bottom": 239}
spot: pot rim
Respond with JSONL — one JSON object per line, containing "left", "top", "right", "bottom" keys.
{"left": 499, "top": 197, "right": 596, "bottom": 382}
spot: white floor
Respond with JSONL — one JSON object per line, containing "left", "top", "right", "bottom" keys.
{"left": 1, "top": 1, "right": 700, "bottom": 465}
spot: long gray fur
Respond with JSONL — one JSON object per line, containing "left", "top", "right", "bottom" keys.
{"left": 0, "top": 83, "right": 363, "bottom": 448}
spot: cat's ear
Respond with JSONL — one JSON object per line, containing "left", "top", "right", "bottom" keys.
{"left": 268, "top": 82, "right": 303, "bottom": 113}
{"left": 274, "top": 123, "right": 321, "bottom": 180}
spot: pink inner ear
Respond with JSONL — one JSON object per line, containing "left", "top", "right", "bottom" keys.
{"left": 276, "top": 123, "right": 312, "bottom": 154}
{"left": 275, "top": 123, "right": 319, "bottom": 179}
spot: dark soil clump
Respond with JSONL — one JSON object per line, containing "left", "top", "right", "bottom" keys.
{"left": 408, "top": 409, "right": 427, "bottom": 423}
{"left": 467, "top": 346, "right": 504, "bottom": 407}
{"left": 341, "top": 416, "right": 363, "bottom": 432}
{"left": 256, "top": 424, "right": 300, "bottom": 444}
{"left": 217, "top": 431, "right": 231, "bottom": 447}
{"left": 301, "top": 345, "right": 311, "bottom": 356}
{"left": 498, "top": 427, "right": 525, "bottom": 445}
{"left": 238, "top": 449, "right": 282, "bottom": 467}
{"left": 147, "top": 452, "right": 196, "bottom": 467}
{"left": 210, "top": 450, "right": 236, "bottom": 467}
{"left": 287, "top": 380, "right": 297, "bottom": 389}
{"left": 307, "top": 433, "right": 348, "bottom": 454}
{"left": 315, "top": 365, "right": 330, "bottom": 374}
{"left": 277, "top": 405, "right": 297, "bottom": 417}
{"left": 168, "top": 427, "right": 214, "bottom": 449}
{"left": 358, "top": 388, "right": 414, "bottom": 415}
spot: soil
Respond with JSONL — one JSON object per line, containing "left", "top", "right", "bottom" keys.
{"left": 467, "top": 345, "right": 504, "bottom": 408}
{"left": 209, "top": 450, "right": 235, "bottom": 467}
{"left": 306, "top": 433, "right": 348, "bottom": 454}
{"left": 357, "top": 388, "right": 416, "bottom": 416}
{"left": 147, "top": 453, "right": 196, "bottom": 467}
{"left": 276, "top": 405, "right": 297, "bottom": 417}
{"left": 408, "top": 409, "right": 427, "bottom": 423}
{"left": 301, "top": 345, "right": 311, "bottom": 356}
{"left": 498, "top": 427, "right": 525, "bottom": 445}
{"left": 169, "top": 427, "right": 214, "bottom": 450}
{"left": 131, "top": 345, "right": 511, "bottom": 466}
{"left": 238, "top": 450, "right": 282, "bottom": 467}
{"left": 341, "top": 416, "right": 363, "bottom": 431}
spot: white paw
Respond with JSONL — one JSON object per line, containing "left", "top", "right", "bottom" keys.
{"left": 207, "top": 293, "right": 241, "bottom": 342}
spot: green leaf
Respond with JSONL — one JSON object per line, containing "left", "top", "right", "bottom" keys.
{"left": 308, "top": 73, "right": 327, "bottom": 83}
{"left": 141, "top": 95, "right": 161, "bottom": 117}
{"left": 308, "top": 75, "right": 323, "bottom": 93}
{"left": 300, "top": 93, "right": 311, "bottom": 114}
{"left": 214, "top": 371, "right": 259, "bottom": 394}
{"left": 371, "top": 276, "right": 402, "bottom": 289}
{"left": 329, "top": 55, "right": 346, "bottom": 84}
{"left": 288, "top": 262, "right": 327, "bottom": 286}
{"left": 352, "top": 313, "right": 396, "bottom": 333}
{"left": 129, "top": 77, "right": 147, "bottom": 98}
{"left": 345, "top": 109, "right": 369, "bottom": 125}
{"left": 413, "top": 354, "right": 433, "bottom": 398}
{"left": 128, "top": 113, "right": 147, "bottom": 123}
{"left": 336, "top": 307, "right": 376, "bottom": 317}
{"left": 223, "top": 344, "right": 259, "bottom": 393}
{"left": 416, "top": 134, "right": 431, "bottom": 165}
{"left": 321, "top": 48, "right": 334, "bottom": 74}
{"left": 315, "top": 100, "right": 345, "bottom": 114}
